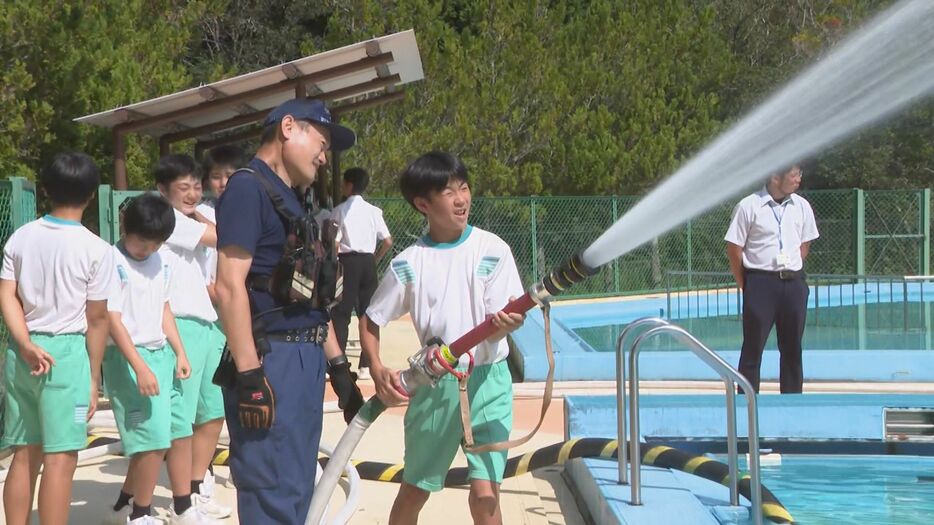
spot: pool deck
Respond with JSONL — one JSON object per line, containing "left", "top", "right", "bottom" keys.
{"left": 2, "top": 312, "right": 933, "bottom": 524}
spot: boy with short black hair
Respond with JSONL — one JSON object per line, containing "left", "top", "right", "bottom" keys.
{"left": 196, "top": 145, "right": 244, "bottom": 300}
{"left": 104, "top": 193, "right": 202, "bottom": 525}
{"left": 200, "top": 145, "right": 244, "bottom": 204}
{"left": 330, "top": 166, "right": 393, "bottom": 379}
{"left": 361, "top": 151, "right": 525, "bottom": 525}
{"left": 1, "top": 152, "right": 115, "bottom": 525}
{"left": 155, "top": 154, "right": 229, "bottom": 520}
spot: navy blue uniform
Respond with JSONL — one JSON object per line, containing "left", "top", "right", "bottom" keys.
{"left": 216, "top": 158, "right": 326, "bottom": 524}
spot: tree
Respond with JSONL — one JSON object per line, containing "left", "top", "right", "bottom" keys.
{"left": 0, "top": 1, "right": 205, "bottom": 188}
{"left": 322, "top": 0, "right": 739, "bottom": 196}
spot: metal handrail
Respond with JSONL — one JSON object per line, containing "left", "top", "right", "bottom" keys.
{"left": 625, "top": 323, "right": 763, "bottom": 525}
{"left": 614, "top": 317, "right": 672, "bottom": 485}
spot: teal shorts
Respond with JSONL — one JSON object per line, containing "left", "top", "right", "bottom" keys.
{"left": 176, "top": 317, "right": 226, "bottom": 425}
{"left": 2, "top": 334, "right": 91, "bottom": 453}
{"left": 103, "top": 345, "right": 191, "bottom": 455}
{"left": 402, "top": 360, "right": 513, "bottom": 492}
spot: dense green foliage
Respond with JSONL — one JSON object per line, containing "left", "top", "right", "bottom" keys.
{"left": 1, "top": 0, "right": 930, "bottom": 194}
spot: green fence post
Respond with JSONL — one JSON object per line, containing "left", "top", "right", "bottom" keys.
{"left": 921, "top": 188, "right": 931, "bottom": 276}
{"left": 10, "top": 178, "right": 24, "bottom": 230}
{"left": 530, "top": 197, "right": 538, "bottom": 279}
{"left": 98, "top": 185, "right": 113, "bottom": 244}
{"left": 686, "top": 219, "right": 693, "bottom": 289}
{"left": 855, "top": 189, "right": 865, "bottom": 275}
{"left": 9, "top": 177, "right": 32, "bottom": 228}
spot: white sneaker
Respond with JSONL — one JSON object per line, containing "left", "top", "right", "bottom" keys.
{"left": 103, "top": 505, "right": 131, "bottom": 525}
{"left": 358, "top": 366, "right": 371, "bottom": 380}
{"left": 168, "top": 500, "right": 222, "bottom": 525}
{"left": 128, "top": 515, "right": 164, "bottom": 524}
{"left": 194, "top": 472, "right": 232, "bottom": 519}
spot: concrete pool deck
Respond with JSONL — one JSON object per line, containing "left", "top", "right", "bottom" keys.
{"left": 0, "top": 316, "right": 587, "bottom": 525}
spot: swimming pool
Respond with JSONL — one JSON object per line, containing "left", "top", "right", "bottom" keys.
{"left": 735, "top": 454, "right": 934, "bottom": 525}
{"left": 510, "top": 283, "right": 934, "bottom": 381}
{"left": 564, "top": 394, "right": 934, "bottom": 525}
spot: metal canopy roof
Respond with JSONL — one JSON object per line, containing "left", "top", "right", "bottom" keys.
{"left": 76, "top": 29, "right": 422, "bottom": 139}
{"left": 75, "top": 30, "right": 423, "bottom": 189}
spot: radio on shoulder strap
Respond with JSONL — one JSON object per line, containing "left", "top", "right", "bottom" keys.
{"left": 237, "top": 168, "right": 343, "bottom": 310}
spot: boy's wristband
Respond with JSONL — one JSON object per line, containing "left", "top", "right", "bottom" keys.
{"left": 328, "top": 354, "right": 349, "bottom": 369}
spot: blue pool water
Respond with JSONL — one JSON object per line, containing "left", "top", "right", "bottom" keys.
{"left": 736, "top": 455, "right": 934, "bottom": 525}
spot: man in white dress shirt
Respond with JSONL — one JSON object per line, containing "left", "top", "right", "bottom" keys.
{"left": 725, "top": 165, "right": 819, "bottom": 393}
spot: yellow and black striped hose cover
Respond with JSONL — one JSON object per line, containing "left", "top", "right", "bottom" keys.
{"left": 316, "top": 437, "right": 796, "bottom": 525}
{"left": 85, "top": 435, "right": 234, "bottom": 468}
{"left": 86, "top": 435, "right": 794, "bottom": 524}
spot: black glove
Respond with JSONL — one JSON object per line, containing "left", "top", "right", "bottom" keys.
{"left": 329, "top": 358, "right": 364, "bottom": 423}
{"left": 236, "top": 368, "right": 275, "bottom": 430}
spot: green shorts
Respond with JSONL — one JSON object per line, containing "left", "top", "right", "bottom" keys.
{"left": 2, "top": 334, "right": 90, "bottom": 453}
{"left": 402, "top": 360, "right": 513, "bottom": 492}
{"left": 103, "top": 345, "right": 190, "bottom": 455}
{"left": 176, "top": 317, "right": 226, "bottom": 425}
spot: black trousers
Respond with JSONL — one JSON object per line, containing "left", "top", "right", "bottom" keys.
{"left": 738, "top": 270, "right": 809, "bottom": 394}
{"left": 331, "top": 252, "right": 378, "bottom": 367}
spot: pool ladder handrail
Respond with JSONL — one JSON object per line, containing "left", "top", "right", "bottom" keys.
{"left": 615, "top": 317, "right": 763, "bottom": 525}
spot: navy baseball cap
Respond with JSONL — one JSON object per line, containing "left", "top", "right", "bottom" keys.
{"left": 263, "top": 99, "right": 356, "bottom": 151}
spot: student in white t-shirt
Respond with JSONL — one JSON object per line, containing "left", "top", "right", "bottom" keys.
{"left": 103, "top": 193, "right": 206, "bottom": 525}
{"left": 0, "top": 152, "right": 116, "bottom": 525}
{"left": 360, "top": 151, "right": 525, "bottom": 525}
{"left": 330, "top": 167, "right": 393, "bottom": 379}
{"left": 196, "top": 145, "right": 245, "bottom": 297}
{"left": 154, "top": 155, "right": 228, "bottom": 521}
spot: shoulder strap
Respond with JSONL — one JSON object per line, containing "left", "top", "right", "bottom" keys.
{"left": 235, "top": 167, "right": 299, "bottom": 223}
{"left": 460, "top": 303, "right": 556, "bottom": 454}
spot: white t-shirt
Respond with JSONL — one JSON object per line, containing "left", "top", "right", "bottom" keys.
{"left": 332, "top": 195, "right": 391, "bottom": 254}
{"left": 724, "top": 188, "right": 819, "bottom": 271}
{"left": 195, "top": 202, "right": 217, "bottom": 285}
{"left": 107, "top": 245, "right": 172, "bottom": 349}
{"left": 159, "top": 209, "right": 217, "bottom": 322}
{"left": 366, "top": 226, "right": 524, "bottom": 366}
{"left": 0, "top": 216, "right": 116, "bottom": 334}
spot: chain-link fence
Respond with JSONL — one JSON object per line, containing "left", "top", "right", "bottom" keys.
{"left": 864, "top": 189, "right": 932, "bottom": 276}
{"left": 88, "top": 186, "right": 934, "bottom": 296}
{"left": 0, "top": 177, "right": 37, "bottom": 436}
{"left": 97, "top": 186, "right": 148, "bottom": 244}
{"left": 374, "top": 188, "right": 931, "bottom": 297}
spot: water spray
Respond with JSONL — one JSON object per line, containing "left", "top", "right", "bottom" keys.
{"left": 310, "top": 1, "right": 934, "bottom": 522}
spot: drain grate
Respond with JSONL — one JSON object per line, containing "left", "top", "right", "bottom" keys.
{"left": 884, "top": 408, "right": 934, "bottom": 442}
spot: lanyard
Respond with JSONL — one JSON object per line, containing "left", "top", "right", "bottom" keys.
{"left": 770, "top": 203, "right": 786, "bottom": 251}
